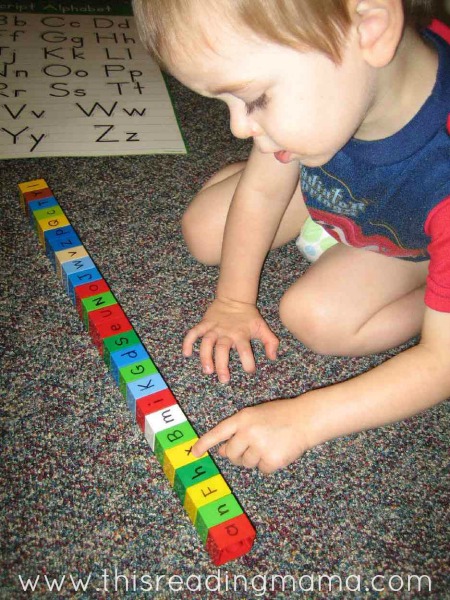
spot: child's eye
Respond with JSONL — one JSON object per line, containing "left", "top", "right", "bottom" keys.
{"left": 245, "top": 93, "right": 268, "bottom": 115}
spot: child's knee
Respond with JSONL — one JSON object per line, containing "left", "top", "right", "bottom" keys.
{"left": 181, "top": 197, "right": 220, "bottom": 266}
{"left": 181, "top": 200, "right": 202, "bottom": 258}
{"left": 182, "top": 162, "right": 245, "bottom": 266}
{"left": 279, "top": 285, "right": 348, "bottom": 356}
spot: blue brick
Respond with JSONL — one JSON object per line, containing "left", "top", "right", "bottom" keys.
{"left": 67, "top": 266, "right": 102, "bottom": 302}
{"left": 62, "top": 256, "right": 97, "bottom": 290}
{"left": 110, "top": 344, "right": 150, "bottom": 384}
{"left": 28, "top": 196, "right": 59, "bottom": 227}
{"left": 126, "top": 373, "right": 167, "bottom": 418}
{"left": 45, "top": 226, "right": 82, "bottom": 267}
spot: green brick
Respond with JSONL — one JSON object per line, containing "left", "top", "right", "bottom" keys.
{"left": 33, "top": 205, "right": 65, "bottom": 231}
{"left": 103, "top": 329, "right": 141, "bottom": 366}
{"left": 81, "top": 291, "right": 117, "bottom": 328}
{"left": 154, "top": 421, "right": 197, "bottom": 465}
{"left": 194, "top": 494, "right": 243, "bottom": 543}
{"left": 174, "top": 456, "right": 220, "bottom": 502}
{"left": 119, "top": 358, "right": 158, "bottom": 396}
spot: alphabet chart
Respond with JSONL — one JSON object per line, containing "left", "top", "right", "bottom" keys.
{"left": 0, "top": 12, "right": 187, "bottom": 158}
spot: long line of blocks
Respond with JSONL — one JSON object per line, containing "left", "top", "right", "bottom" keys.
{"left": 18, "top": 178, "right": 256, "bottom": 566}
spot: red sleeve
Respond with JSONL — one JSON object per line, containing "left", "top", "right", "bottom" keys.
{"left": 414, "top": 21, "right": 450, "bottom": 312}
{"left": 429, "top": 19, "right": 450, "bottom": 43}
{"left": 424, "top": 196, "right": 450, "bottom": 312}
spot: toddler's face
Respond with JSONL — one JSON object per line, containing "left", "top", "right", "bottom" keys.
{"left": 168, "top": 21, "right": 377, "bottom": 166}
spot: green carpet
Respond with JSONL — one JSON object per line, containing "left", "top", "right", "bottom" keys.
{"left": 1, "top": 75, "right": 448, "bottom": 599}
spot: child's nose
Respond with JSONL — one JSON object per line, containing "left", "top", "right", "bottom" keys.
{"left": 229, "top": 110, "right": 260, "bottom": 140}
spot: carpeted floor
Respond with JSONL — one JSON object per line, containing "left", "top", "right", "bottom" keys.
{"left": 1, "top": 74, "right": 449, "bottom": 599}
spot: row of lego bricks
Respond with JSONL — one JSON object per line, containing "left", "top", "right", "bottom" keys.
{"left": 18, "top": 179, "right": 256, "bottom": 566}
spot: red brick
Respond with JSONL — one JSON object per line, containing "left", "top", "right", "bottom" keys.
{"left": 206, "top": 513, "right": 256, "bottom": 566}
{"left": 90, "top": 314, "right": 133, "bottom": 355}
{"left": 75, "top": 279, "right": 110, "bottom": 318}
{"left": 136, "top": 389, "right": 178, "bottom": 432}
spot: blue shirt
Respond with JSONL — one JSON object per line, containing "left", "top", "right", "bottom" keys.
{"left": 301, "top": 27, "right": 450, "bottom": 265}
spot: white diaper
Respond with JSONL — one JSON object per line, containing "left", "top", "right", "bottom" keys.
{"left": 295, "top": 216, "right": 338, "bottom": 262}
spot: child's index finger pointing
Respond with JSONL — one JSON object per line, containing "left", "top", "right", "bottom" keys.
{"left": 192, "top": 416, "right": 239, "bottom": 457}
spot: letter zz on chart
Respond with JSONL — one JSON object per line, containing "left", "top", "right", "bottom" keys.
{"left": 0, "top": 13, "right": 186, "bottom": 158}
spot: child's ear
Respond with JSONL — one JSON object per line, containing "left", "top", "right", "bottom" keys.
{"left": 354, "top": 0, "right": 404, "bottom": 67}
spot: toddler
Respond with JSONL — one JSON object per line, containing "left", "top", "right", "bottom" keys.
{"left": 133, "top": 0, "right": 450, "bottom": 473}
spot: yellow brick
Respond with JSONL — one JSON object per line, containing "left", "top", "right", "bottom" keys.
{"left": 183, "top": 474, "right": 231, "bottom": 524}
{"left": 162, "top": 438, "right": 207, "bottom": 485}
{"left": 18, "top": 179, "right": 48, "bottom": 194}
{"left": 18, "top": 179, "right": 49, "bottom": 211}
{"left": 37, "top": 215, "right": 70, "bottom": 247}
{"left": 55, "top": 245, "right": 88, "bottom": 279}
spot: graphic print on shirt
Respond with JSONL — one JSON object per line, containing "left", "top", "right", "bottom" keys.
{"left": 301, "top": 167, "right": 428, "bottom": 260}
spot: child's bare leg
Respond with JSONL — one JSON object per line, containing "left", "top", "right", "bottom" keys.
{"left": 279, "top": 244, "right": 428, "bottom": 356}
{"left": 182, "top": 162, "right": 308, "bottom": 265}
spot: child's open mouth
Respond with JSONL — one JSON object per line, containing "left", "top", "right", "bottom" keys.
{"left": 274, "top": 150, "right": 293, "bottom": 163}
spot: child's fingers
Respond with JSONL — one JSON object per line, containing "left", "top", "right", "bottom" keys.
{"left": 218, "top": 445, "right": 227, "bottom": 457}
{"left": 259, "top": 325, "right": 279, "bottom": 360}
{"left": 235, "top": 340, "right": 256, "bottom": 374}
{"left": 241, "top": 447, "right": 261, "bottom": 469}
{"left": 219, "top": 434, "right": 250, "bottom": 466}
{"left": 191, "top": 415, "right": 239, "bottom": 457}
{"left": 199, "top": 332, "right": 218, "bottom": 374}
{"left": 182, "top": 323, "right": 208, "bottom": 357}
{"left": 257, "top": 457, "right": 283, "bottom": 475}
{"left": 214, "top": 338, "right": 232, "bottom": 383}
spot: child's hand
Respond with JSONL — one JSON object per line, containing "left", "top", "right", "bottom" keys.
{"left": 183, "top": 297, "right": 279, "bottom": 383}
{"left": 192, "top": 397, "right": 311, "bottom": 473}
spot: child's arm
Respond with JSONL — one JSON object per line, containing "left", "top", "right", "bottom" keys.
{"left": 183, "top": 145, "right": 300, "bottom": 382}
{"left": 192, "top": 307, "right": 450, "bottom": 472}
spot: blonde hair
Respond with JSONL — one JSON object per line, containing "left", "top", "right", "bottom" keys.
{"left": 133, "top": 0, "right": 434, "bottom": 68}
